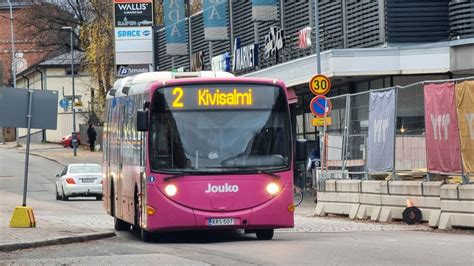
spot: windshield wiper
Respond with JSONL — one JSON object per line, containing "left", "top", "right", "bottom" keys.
{"left": 163, "top": 172, "right": 187, "bottom": 182}
{"left": 220, "top": 166, "right": 281, "bottom": 179}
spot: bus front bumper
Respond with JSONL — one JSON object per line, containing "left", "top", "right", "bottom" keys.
{"left": 144, "top": 185, "right": 294, "bottom": 232}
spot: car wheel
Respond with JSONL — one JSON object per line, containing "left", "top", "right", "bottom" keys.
{"left": 62, "top": 186, "right": 69, "bottom": 201}
{"left": 55, "top": 186, "right": 60, "bottom": 200}
{"left": 256, "top": 229, "right": 274, "bottom": 240}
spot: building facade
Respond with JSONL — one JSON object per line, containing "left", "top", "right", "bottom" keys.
{"left": 16, "top": 52, "right": 95, "bottom": 143}
{"left": 149, "top": 0, "right": 474, "bottom": 181}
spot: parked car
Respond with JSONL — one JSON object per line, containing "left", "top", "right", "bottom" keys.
{"left": 61, "top": 134, "right": 81, "bottom": 148}
{"left": 55, "top": 164, "right": 103, "bottom": 201}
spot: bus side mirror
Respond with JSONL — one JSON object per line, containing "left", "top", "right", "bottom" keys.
{"left": 137, "top": 110, "right": 149, "bottom": 132}
{"left": 296, "top": 139, "right": 308, "bottom": 162}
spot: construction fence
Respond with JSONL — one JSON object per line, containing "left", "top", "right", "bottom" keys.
{"left": 314, "top": 77, "right": 474, "bottom": 188}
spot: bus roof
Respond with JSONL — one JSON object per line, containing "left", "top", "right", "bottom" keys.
{"left": 107, "top": 71, "right": 235, "bottom": 99}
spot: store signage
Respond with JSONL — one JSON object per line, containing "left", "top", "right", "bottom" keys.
{"left": 211, "top": 52, "right": 231, "bottom": 72}
{"left": 298, "top": 27, "right": 312, "bottom": 49}
{"left": 191, "top": 51, "right": 204, "bottom": 72}
{"left": 116, "top": 64, "right": 152, "bottom": 77}
{"left": 232, "top": 38, "right": 258, "bottom": 72}
{"left": 264, "top": 27, "right": 284, "bottom": 59}
{"left": 114, "top": 0, "right": 153, "bottom": 27}
{"left": 115, "top": 27, "right": 152, "bottom": 40}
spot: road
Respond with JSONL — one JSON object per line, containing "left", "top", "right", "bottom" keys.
{"left": 1, "top": 147, "right": 473, "bottom": 265}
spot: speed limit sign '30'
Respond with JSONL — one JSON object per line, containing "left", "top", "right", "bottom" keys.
{"left": 309, "top": 74, "right": 331, "bottom": 96}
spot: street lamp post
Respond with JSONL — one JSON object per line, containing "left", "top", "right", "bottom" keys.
{"left": 7, "top": 0, "right": 20, "bottom": 147}
{"left": 61, "top": 26, "right": 77, "bottom": 156}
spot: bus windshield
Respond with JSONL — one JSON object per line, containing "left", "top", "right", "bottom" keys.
{"left": 149, "top": 84, "right": 291, "bottom": 173}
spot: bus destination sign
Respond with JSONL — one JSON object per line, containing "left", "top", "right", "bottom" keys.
{"left": 162, "top": 85, "right": 278, "bottom": 110}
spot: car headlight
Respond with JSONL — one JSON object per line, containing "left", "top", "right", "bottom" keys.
{"left": 266, "top": 182, "right": 280, "bottom": 195}
{"left": 165, "top": 184, "right": 177, "bottom": 196}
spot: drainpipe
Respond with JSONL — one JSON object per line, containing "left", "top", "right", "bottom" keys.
{"left": 35, "top": 68, "right": 46, "bottom": 142}
{"left": 20, "top": 74, "right": 29, "bottom": 88}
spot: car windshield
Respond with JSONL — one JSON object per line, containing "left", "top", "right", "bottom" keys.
{"left": 149, "top": 84, "right": 291, "bottom": 173}
{"left": 69, "top": 165, "right": 102, "bottom": 174}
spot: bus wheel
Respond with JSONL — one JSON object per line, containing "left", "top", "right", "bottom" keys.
{"left": 256, "top": 229, "right": 274, "bottom": 240}
{"left": 133, "top": 188, "right": 141, "bottom": 232}
{"left": 114, "top": 218, "right": 130, "bottom": 231}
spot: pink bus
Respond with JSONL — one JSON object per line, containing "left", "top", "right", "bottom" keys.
{"left": 102, "top": 71, "right": 300, "bottom": 242}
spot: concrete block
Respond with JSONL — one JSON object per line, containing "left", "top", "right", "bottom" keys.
{"left": 381, "top": 182, "right": 389, "bottom": 195}
{"left": 422, "top": 181, "right": 444, "bottom": 197}
{"left": 389, "top": 181, "right": 423, "bottom": 196}
{"left": 458, "top": 184, "right": 474, "bottom": 200}
{"left": 356, "top": 205, "right": 369, "bottom": 219}
{"left": 428, "top": 210, "right": 441, "bottom": 227}
{"left": 439, "top": 212, "right": 474, "bottom": 229}
{"left": 447, "top": 212, "right": 473, "bottom": 228}
{"left": 325, "top": 180, "right": 336, "bottom": 192}
{"left": 349, "top": 204, "right": 360, "bottom": 219}
{"left": 361, "top": 181, "right": 387, "bottom": 194}
{"left": 440, "top": 184, "right": 459, "bottom": 199}
{"left": 317, "top": 192, "right": 360, "bottom": 203}
{"left": 379, "top": 207, "right": 393, "bottom": 222}
{"left": 440, "top": 200, "right": 474, "bottom": 213}
{"left": 381, "top": 195, "right": 440, "bottom": 209}
{"left": 438, "top": 213, "right": 452, "bottom": 229}
{"left": 360, "top": 193, "right": 382, "bottom": 205}
{"left": 315, "top": 203, "right": 325, "bottom": 216}
{"left": 335, "top": 180, "right": 361, "bottom": 193}
{"left": 370, "top": 206, "right": 382, "bottom": 221}
{"left": 319, "top": 202, "right": 358, "bottom": 216}
{"left": 379, "top": 206, "right": 404, "bottom": 222}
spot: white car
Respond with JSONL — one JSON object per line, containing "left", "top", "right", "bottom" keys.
{"left": 55, "top": 164, "right": 103, "bottom": 201}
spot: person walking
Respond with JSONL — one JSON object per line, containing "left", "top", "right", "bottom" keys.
{"left": 87, "top": 124, "right": 97, "bottom": 152}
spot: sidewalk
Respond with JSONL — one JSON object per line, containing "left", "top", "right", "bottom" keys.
{"left": 0, "top": 142, "right": 112, "bottom": 252}
{"left": 1, "top": 141, "right": 102, "bottom": 165}
{"left": 0, "top": 191, "right": 114, "bottom": 252}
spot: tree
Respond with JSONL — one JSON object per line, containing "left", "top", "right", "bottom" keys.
{"left": 17, "top": 0, "right": 89, "bottom": 54}
{"left": 18, "top": 0, "right": 113, "bottom": 124}
{"left": 80, "top": 0, "right": 114, "bottom": 124}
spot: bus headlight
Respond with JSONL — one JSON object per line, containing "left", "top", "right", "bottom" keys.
{"left": 266, "top": 182, "right": 280, "bottom": 195}
{"left": 165, "top": 184, "right": 177, "bottom": 196}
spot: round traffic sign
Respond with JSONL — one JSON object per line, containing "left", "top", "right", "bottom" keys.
{"left": 59, "top": 98, "right": 69, "bottom": 108}
{"left": 309, "top": 74, "right": 331, "bottom": 95}
{"left": 310, "top": 95, "right": 332, "bottom": 118}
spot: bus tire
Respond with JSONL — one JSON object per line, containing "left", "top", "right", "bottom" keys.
{"left": 133, "top": 186, "right": 140, "bottom": 232}
{"left": 256, "top": 229, "right": 274, "bottom": 240}
{"left": 110, "top": 180, "right": 115, "bottom": 216}
{"left": 114, "top": 218, "right": 130, "bottom": 231}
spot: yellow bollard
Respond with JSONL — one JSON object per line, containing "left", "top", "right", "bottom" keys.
{"left": 10, "top": 206, "right": 36, "bottom": 228}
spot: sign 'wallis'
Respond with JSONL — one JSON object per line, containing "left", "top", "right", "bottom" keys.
{"left": 114, "top": 0, "right": 154, "bottom": 77}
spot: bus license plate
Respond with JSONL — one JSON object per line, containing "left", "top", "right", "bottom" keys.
{"left": 208, "top": 218, "right": 234, "bottom": 226}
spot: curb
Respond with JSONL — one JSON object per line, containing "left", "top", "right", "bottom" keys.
{"left": 0, "top": 231, "right": 115, "bottom": 252}
{"left": 26, "top": 152, "right": 66, "bottom": 166}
